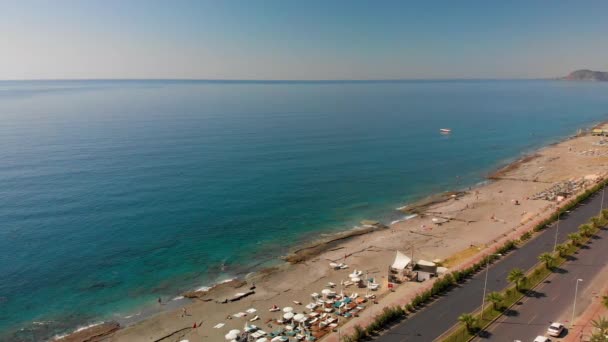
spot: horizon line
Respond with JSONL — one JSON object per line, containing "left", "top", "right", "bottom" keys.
{"left": 0, "top": 77, "right": 555, "bottom": 83}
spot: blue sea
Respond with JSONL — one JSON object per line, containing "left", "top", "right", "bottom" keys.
{"left": 1, "top": 79, "right": 608, "bottom": 341}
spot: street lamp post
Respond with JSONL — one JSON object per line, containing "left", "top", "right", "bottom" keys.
{"left": 600, "top": 186, "right": 605, "bottom": 215}
{"left": 571, "top": 279, "right": 583, "bottom": 328}
{"left": 481, "top": 253, "right": 502, "bottom": 320}
{"left": 553, "top": 212, "right": 560, "bottom": 253}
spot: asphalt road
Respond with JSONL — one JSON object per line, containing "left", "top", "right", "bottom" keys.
{"left": 474, "top": 223, "right": 608, "bottom": 341}
{"left": 377, "top": 187, "right": 607, "bottom": 342}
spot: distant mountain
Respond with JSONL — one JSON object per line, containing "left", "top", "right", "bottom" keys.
{"left": 562, "top": 69, "right": 608, "bottom": 81}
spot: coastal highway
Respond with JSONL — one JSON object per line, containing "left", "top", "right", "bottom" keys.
{"left": 376, "top": 187, "right": 607, "bottom": 342}
{"left": 473, "top": 224, "right": 608, "bottom": 341}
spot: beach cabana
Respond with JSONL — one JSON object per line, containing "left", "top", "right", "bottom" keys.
{"left": 390, "top": 251, "right": 411, "bottom": 271}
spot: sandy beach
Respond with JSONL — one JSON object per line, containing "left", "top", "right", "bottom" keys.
{"left": 59, "top": 124, "right": 608, "bottom": 342}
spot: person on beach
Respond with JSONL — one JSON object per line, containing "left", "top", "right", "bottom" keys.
{"left": 157, "top": 297, "right": 162, "bottom": 305}
{"left": 181, "top": 308, "right": 187, "bottom": 317}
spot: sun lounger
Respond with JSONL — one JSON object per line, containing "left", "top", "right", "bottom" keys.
{"left": 309, "top": 317, "right": 319, "bottom": 324}
{"left": 349, "top": 293, "right": 358, "bottom": 299}
{"left": 326, "top": 282, "right": 336, "bottom": 287}
{"left": 213, "top": 323, "right": 225, "bottom": 328}
{"left": 329, "top": 323, "right": 338, "bottom": 328}
{"left": 250, "top": 315, "right": 260, "bottom": 322}
{"left": 343, "top": 281, "right": 353, "bottom": 287}
{"left": 339, "top": 264, "right": 349, "bottom": 269}
{"left": 305, "top": 303, "right": 317, "bottom": 310}
{"left": 233, "top": 312, "right": 246, "bottom": 318}
{"left": 247, "top": 308, "right": 257, "bottom": 314}
{"left": 293, "top": 300, "right": 302, "bottom": 305}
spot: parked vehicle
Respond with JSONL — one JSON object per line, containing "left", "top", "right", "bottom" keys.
{"left": 547, "top": 322, "right": 565, "bottom": 337}
{"left": 533, "top": 336, "right": 551, "bottom": 342}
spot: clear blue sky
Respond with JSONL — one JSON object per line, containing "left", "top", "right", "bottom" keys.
{"left": 2, "top": 0, "right": 608, "bottom": 80}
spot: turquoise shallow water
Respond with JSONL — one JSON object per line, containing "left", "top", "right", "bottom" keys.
{"left": 1, "top": 79, "right": 608, "bottom": 340}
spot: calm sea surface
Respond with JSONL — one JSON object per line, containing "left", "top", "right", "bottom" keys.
{"left": 1, "top": 79, "right": 608, "bottom": 340}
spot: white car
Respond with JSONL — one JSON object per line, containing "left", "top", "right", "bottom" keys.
{"left": 547, "top": 322, "right": 565, "bottom": 337}
{"left": 533, "top": 336, "right": 551, "bottom": 342}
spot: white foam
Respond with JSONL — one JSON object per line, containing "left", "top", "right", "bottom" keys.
{"left": 52, "top": 322, "right": 103, "bottom": 340}
{"left": 396, "top": 205, "right": 408, "bottom": 210}
{"left": 390, "top": 214, "right": 417, "bottom": 225}
{"left": 172, "top": 296, "right": 184, "bottom": 301}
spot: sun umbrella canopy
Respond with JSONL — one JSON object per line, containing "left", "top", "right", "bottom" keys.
{"left": 225, "top": 332, "right": 238, "bottom": 340}
{"left": 352, "top": 277, "right": 360, "bottom": 282}
{"left": 282, "top": 306, "right": 294, "bottom": 313}
{"left": 293, "top": 313, "right": 306, "bottom": 322}
{"left": 256, "top": 338, "right": 268, "bottom": 342}
{"left": 321, "top": 289, "right": 331, "bottom": 295}
{"left": 283, "top": 312, "right": 294, "bottom": 320}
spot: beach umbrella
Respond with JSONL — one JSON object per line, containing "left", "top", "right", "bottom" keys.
{"left": 225, "top": 331, "right": 238, "bottom": 340}
{"left": 283, "top": 312, "right": 294, "bottom": 320}
{"left": 256, "top": 338, "right": 268, "bottom": 342}
{"left": 293, "top": 313, "right": 306, "bottom": 322}
{"left": 321, "top": 289, "right": 331, "bottom": 296}
{"left": 352, "top": 277, "right": 360, "bottom": 282}
{"left": 282, "top": 306, "right": 294, "bottom": 313}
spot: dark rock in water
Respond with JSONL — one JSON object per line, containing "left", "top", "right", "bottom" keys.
{"left": 54, "top": 321, "right": 120, "bottom": 342}
{"left": 562, "top": 69, "right": 608, "bottom": 81}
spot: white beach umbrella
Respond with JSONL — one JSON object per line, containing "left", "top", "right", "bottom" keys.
{"left": 256, "top": 338, "right": 269, "bottom": 342}
{"left": 225, "top": 332, "right": 238, "bottom": 340}
{"left": 282, "top": 306, "right": 294, "bottom": 313}
{"left": 283, "top": 312, "right": 294, "bottom": 320}
{"left": 352, "top": 277, "right": 361, "bottom": 282}
{"left": 293, "top": 313, "right": 306, "bottom": 322}
{"left": 321, "top": 289, "right": 331, "bottom": 296}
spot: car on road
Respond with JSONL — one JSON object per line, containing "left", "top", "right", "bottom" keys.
{"left": 547, "top": 322, "right": 565, "bottom": 337}
{"left": 533, "top": 336, "right": 551, "bottom": 342}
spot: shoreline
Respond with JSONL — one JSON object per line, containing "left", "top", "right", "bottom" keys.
{"left": 53, "top": 121, "right": 608, "bottom": 342}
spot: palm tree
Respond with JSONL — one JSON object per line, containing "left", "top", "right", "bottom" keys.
{"left": 592, "top": 316, "right": 608, "bottom": 335}
{"left": 555, "top": 244, "right": 569, "bottom": 258}
{"left": 538, "top": 252, "right": 556, "bottom": 269}
{"left": 507, "top": 268, "right": 526, "bottom": 291}
{"left": 486, "top": 291, "right": 504, "bottom": 310}
{"left": 579, "top": 224, "right": 593, "bottom": 237}
{"left": 603, "top": 295, "right": 608, "bottom": 309}
{"left": 458, "top": 313, "right": 477, "bottom": 333}
{"left": 568, "top": 232, "right": 583, "bottom": 246}
{"left": 602, "top": 208, "right": 608, "bottom": 220}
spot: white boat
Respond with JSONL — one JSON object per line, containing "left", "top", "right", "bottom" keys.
{"left": 440, "top": 128, "right": 451, "bottom": 133}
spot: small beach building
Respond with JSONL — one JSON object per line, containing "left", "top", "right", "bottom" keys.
{"left": 414, "top": 260, "right": 437, "bottom": 281}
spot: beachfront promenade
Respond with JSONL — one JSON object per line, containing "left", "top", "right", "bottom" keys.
{"left": 474, "top": 220, "right": 608, "bottom": 341}
{"left": 376, "top": 187, "right": 607, "bottom": 341}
